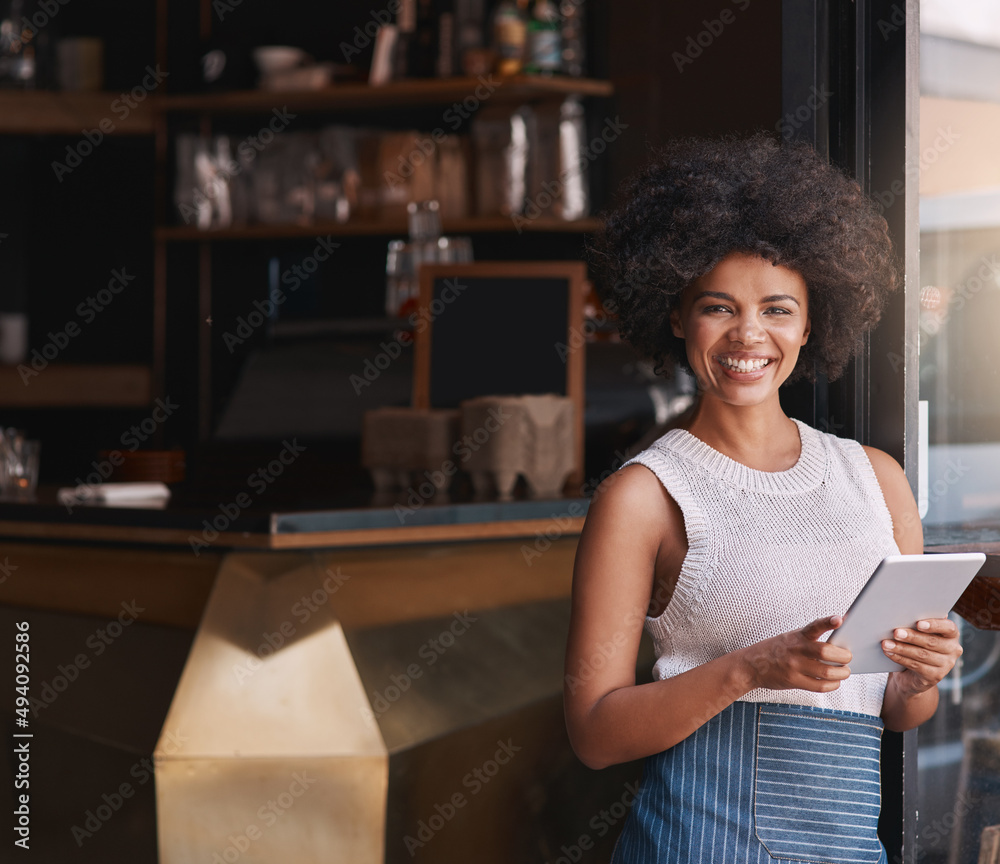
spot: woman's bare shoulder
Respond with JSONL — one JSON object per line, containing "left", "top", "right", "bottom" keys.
{"left": 582, "top": 462, "right": 685, "bottom": 550}
{"left": 860, "top": 445, "right": 923, "bottom": 554}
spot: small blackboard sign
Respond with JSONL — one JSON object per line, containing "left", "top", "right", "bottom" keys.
{"left": 413, "top": 262, "right": 586, "bottom": 486}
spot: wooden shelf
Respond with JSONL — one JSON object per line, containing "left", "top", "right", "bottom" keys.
{"left": 155, "top": 215, "right": 603, "bottom": 241}
{"left": 0, "top": 91, "right": 155, "bottom": 135}
{"left": 158, "top": 75, "right": 614, "bottom": 113}
{"left": 271, "top": 317, "right": 413, "bottom": 338}
{"left": 0, "top": 364, "right": 152, "bottom": 407}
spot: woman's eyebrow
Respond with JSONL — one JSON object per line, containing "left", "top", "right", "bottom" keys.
{"left": 694, "top": 290, "right": 801, "bottom": 307}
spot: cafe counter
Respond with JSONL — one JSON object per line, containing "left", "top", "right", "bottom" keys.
{"left": 0, "top": 490, "right": 645, "bottom": 864}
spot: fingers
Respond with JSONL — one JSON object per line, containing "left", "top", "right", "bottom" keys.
{"left": 813, "top": 660, "right": 851, "bottom": 681}
{"left": 800, "top": 615, "right": 843, "bottom": 641}
{"left": 912, "top": 618, "right": 959, "bottom": 637}
{"left": 886, "top": 620, "right": 961, "bottom": 655}
{"left": 800, "top": 645, "right": 852, "bottom": 690}
{"left": 797, "top": 659, "right": 851, "bottom": 692}
{"left": 883, "top": 619, "right": 963, "bottom": 683}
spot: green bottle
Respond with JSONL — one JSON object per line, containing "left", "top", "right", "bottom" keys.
{"left": 525, "top": 0, "right": 561, "bottom": 75}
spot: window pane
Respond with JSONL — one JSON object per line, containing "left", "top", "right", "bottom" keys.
{"left": 918, "top": 3, "right": 1000, "bottom": 863}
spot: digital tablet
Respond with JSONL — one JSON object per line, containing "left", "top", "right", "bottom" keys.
{"left": 827, "top": 553, "right": 986, "bottom": 674}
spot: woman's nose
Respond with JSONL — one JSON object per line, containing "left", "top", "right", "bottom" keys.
{"left": 729, "top": 313, "right": 764, "bottom": 345}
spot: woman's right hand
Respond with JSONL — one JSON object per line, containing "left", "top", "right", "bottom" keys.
{"left": 739, "top": 615, "right": 853, "bottom": 692}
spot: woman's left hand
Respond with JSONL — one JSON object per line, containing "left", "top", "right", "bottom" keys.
{"left": 883, "top": 618, "right": 963, "bottom": 696}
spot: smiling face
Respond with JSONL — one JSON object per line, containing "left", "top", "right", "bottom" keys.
{"left": 670, "top": 252, "right": 811, "bottom": 408}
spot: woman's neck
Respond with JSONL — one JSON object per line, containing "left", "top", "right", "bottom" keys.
{"left": 682, "top": 395, "right": 801, "bottom": 472}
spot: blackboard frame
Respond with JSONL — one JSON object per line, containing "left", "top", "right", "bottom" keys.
{"left": 412, "top": 261, "right": 586, "bottom": 488}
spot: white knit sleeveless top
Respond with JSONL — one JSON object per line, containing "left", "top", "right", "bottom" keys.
{"left": 619, "top": 418, "right": 899, "bottom": 716}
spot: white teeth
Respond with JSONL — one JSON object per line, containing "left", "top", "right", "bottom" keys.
{"left": 719, "top": 357, "right": 770, "bottom": 371}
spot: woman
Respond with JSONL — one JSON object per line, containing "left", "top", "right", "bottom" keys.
{"left": 565, "top": 133, "right": 962, "bottom": 863}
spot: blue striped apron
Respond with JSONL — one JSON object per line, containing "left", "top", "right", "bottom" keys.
{"left": 612, "top": 701, "right": 887, "bottom": 864}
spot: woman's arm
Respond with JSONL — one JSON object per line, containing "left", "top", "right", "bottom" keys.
{"left": 863, "top": 446, "right": 963, "bottom": 732}
{"left": 564, "top": 464, "right": 854, "bottom": 770}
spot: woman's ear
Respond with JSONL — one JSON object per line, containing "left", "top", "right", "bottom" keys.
{"left": 801, "top": 317, "right": 811, "bottom": 345}
{"left": 670, "top": 307, "right": 684, "bottom": 339}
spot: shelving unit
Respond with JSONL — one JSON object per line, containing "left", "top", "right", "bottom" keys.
{"left": 155, "top": 215, "right": 604, "bottom": 241}
{"left": 0, "top": 71, "right": 611, "bottom": 444}
{"left": 0, "top": 90, "right": 156, "bottom": 419}
{"left": 0, "top": 91, "right": 155, "bottom": 135}
{"left": 154, "top": 74, "right": 613, "bottom": 441}
{"left": 158, "top": 75, "right": 613, "bottom": 113}
{"left": 0, "top": 364, "right": 151, "bottom": 408}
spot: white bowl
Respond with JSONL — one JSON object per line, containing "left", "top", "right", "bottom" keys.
{"left": 252, "top": 46, "right": 308, "bottom": 74}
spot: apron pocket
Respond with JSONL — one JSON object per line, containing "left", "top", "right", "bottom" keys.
{"left": 753, "top": 704, "right": 884, "bottom": 864}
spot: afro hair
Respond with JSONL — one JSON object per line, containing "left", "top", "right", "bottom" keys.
{"left": 593, "top": 132, "right": 898, "bottom": 383}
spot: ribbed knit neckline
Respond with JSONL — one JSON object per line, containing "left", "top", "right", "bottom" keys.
{"left": 655, "top": 418, "right": 827, "bottom": 494}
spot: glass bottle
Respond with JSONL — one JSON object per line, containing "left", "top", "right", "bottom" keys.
{"left": 410, "top": 0, "right": 438, "bottom": 78}
{"left": 559, "top": 0, "right": 585, "bottom": 77}
{"left": 0, "top": 0, "right": 35, "bottom": 88}
{"left": 385, "top": 201, "right": 444, "bottom": 318}
{"left": 525, "top": 0, "right": 561, "bottom": 75}
{"left": 492, "top": 0, "right": 527, "bottom": 76}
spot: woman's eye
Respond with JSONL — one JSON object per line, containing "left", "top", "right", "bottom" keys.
{"left": 703, "top": 304, "right": 730, "bottom": 313}
{"left": 764, "top": 307, "right": 792, "bottom": 315}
